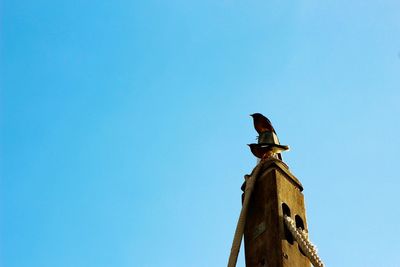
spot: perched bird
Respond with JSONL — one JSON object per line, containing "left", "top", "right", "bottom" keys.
{"left": 249, "top": 113, "right": 288, "bottom": 160}
{"left": 250, "top": 113, "right": 276, "bottom": 134}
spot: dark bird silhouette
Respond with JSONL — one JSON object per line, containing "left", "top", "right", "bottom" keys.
{"left": 250, "top": 113, "right": 276, "bottom": 134}
{"left": 249, "top": 113, "right": 286, "bottom": 160}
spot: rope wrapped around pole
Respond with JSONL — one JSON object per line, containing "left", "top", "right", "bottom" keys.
{"left": 227, "top": 160, "right": 265, "bottom": 267}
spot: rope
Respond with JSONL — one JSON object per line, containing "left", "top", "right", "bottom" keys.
{"left": 227, "top": 160, "right": 265, "bottom": 267}
{"left": 283, "top": 215, "right": 324, "bottom": 267}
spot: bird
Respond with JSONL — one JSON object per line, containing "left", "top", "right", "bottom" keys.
{"left": 250, "top": 113, "right": 276, "bottom": 134}
{"left": 249, "top": 113, "right": 286, "bottom": 160}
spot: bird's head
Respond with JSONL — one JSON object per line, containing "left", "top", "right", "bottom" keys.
{"left": 250, "top": 113, "right": 263, "bottom": 118}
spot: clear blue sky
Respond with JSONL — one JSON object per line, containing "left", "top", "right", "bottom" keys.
{"left": 2, "top": 1, "right": 400, "bottom": 266}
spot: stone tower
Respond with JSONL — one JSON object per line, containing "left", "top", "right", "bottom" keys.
{"left": 242, "top": 158, "right": 310, "bottom": 267}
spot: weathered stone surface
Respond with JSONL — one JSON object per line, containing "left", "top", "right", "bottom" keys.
{"left": 243, "top": 159, "right": 310, "bottom": 267}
